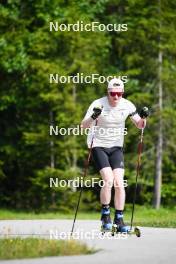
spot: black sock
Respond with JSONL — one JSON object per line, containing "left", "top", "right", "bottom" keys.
{"left": 102, "top": 204, "right": 110, "bottom": 209}
{"left": 115, "top": 210, "right": 123, "bottom": 215}
{"left": 102, "top": 204, "right": 110, "bottom": 212}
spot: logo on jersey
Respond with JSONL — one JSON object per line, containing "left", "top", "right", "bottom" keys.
{"left": 120, "top": 161, "right": 124, "bottom": 167}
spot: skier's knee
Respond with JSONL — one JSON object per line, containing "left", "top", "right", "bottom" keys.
{"left": 114, "top": 181, "right": 125, "bottom": 191}
{"left": 102, "top": 178, "right": 113, "bottom": 188}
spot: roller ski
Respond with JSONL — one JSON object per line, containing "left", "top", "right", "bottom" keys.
{"left": 111, "top": 212, "right": 141, "bottom": 237}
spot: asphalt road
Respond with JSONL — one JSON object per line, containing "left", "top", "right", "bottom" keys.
{"left": 0, "top": 220, "right": 176, "bottom": 264}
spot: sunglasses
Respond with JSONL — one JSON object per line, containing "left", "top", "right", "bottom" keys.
{"left": 109, "top": 92, "right": 124, "bottom": 97}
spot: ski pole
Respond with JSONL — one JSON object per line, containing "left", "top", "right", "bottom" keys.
{"left": 70, "top": 119, "right": 98, "bottom": 236}
{"left": 130, "top": 127, "right": 144, "bottom": 231}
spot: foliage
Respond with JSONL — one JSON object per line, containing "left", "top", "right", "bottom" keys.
{"left": 0, "top": 0, "right": 176, "bottom": 210}
{"left": 0, "top": 238, "right": 94, "bottom": 259}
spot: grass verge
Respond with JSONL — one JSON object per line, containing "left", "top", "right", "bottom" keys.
{"left": 0, "top": 238, "right": 95, "bottom": 260}
{"left": 0, "top": 206, "right": 175, "bottom": 227}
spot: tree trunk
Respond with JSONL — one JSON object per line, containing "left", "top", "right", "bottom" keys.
{"left": 71, "top": 85, "right": 77, "bottom": 192}
{"left": 153, "top": 98, "right": 163, "bottom": 208}
{"left": 49, "top": 110, "right": 56, "bottom": 208}
{"left": 49, "top": 111, "right": 55, "bottom": 169}
{"left": 153, "top": 10, "right": 163, "bottom": 208}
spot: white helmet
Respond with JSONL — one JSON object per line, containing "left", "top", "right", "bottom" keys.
{"left": 108, "top": 78, "right": 124, "bottom": 91}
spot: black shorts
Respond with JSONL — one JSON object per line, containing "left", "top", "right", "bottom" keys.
{"left": 92, "top": 147, "right": 124, "bottom": 171}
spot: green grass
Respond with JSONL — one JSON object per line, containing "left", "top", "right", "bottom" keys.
{"left": 0, "top": 206, "right": 176, "bottom": 227}
{"left": 125, "top": 206, "right": 176, "bottom": 228}
{"left": 0, "top": 238, "right": 95, "bottom": 260}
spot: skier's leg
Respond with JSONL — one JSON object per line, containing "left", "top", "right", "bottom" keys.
{"left": 99, "top": 167, "right": 114, "bottom": 230}
{"left": 100, "top": 167, "right": 114, "bottom": 205}
{"left": 109, "top": 146, "right": 130, "bottom": 233}
{"left": 113, "top": 168, "right": 130, "bottom": 232}
{"left": 92, "top": 147, "right": 114, "bottom": 230}
{"left": 113, "top": 168, "right": 125, "bottom": 210}
{"left": 92, "top": 147, "right": 114, "bottom": 205}
{"left": 109, "top": 147, "right": 125, "bottom": 210}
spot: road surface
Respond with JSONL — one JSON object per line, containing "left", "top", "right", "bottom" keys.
{"left": 0, "top": 220, "right": 176, "bottom": 264}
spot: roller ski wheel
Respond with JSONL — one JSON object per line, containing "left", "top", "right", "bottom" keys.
{"left": 101, "top": 224, "right": 124, "bottom": 237}
{"left": 128, "top": 226, "right": 141, "bottom": 237}
{"left": 111, "top": 224, "right": 117, "bottom": 236}
{"left": 134, "top": 226, "right": 141, "bottom": 237}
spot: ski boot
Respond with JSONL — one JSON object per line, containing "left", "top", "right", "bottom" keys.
{"left": 112, "top": 213, "right": 130, "bottom": 234}
{"left": 101, "top": 207, "right": 112, "bottom": 233}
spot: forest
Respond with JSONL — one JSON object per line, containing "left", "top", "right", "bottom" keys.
{"left": 0, "top": 0, "right": 176, "bottom": 212}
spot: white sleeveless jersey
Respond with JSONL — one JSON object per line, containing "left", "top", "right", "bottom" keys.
{"left": 82, "top": 96, "right": 137, "bottom": 148}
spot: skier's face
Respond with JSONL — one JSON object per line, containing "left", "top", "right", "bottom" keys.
{"left": 108, "top": 88, "right": 123, "bottom": 106}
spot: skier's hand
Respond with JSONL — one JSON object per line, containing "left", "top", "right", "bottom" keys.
{"left": 91, "top": 107, "right": 102, "bottom": 120}
{"left": 139, "top": 107, "right": 149, "bottom": 119}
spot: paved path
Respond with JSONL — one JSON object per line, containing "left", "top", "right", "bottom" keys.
{"left": 0, "top": 220, "right": 176, "bottom": 264}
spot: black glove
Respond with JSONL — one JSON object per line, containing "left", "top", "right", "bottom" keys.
{"left": 139, "top": 106, "right": 150, "bottom": 118}
{"left": 91, "top": 107, "right": 102, "bottom": 120}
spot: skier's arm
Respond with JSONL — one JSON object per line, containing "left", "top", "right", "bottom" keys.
{"left": 130, "top": 114, "right": 146, "bottom": 129}
{"left": 130, "top": 107, "right": 149, "bottom": 129}
{"left": 81, "top": 106, "right": 102, "bottom": 128}
{"left": 81, "top": 117, "right": 94, "bottom": 129}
